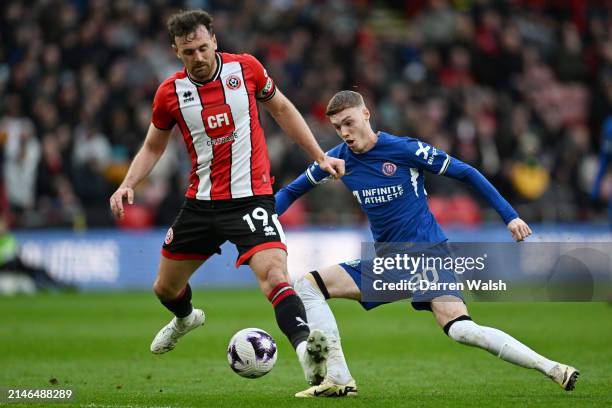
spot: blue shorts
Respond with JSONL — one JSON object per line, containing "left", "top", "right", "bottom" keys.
{"left": 339, "top": 242, "right": 465, "bottom": 311}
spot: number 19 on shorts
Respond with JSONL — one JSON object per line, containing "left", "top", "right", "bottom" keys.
{"left": 242, "top": 207, "right": 285, "bottom": 242}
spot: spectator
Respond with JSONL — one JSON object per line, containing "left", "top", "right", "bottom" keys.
{"left": 0, "top": 0, "right": 609, "bottom": 227}
{"left": 1, "top": 96, "right": 41, "bottom": 215}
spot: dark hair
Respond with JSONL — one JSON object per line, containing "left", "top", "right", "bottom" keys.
{"left": 325, "top": 90, "right": 365, "bottom": 116}
{"left": 167, "top": 10, "right": 214, "bottom": 44}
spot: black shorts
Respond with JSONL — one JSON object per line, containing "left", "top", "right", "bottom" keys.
{"left": 161, "top": 195, "right": 286, "bottom": 267}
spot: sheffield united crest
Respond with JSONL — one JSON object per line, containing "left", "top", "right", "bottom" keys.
{"left": 226, "top": 75, "right": 242, "bottom": 90}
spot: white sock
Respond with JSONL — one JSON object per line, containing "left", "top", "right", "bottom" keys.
{"left": 296, "top": 341, "right": 307, "bottom": 358}
{"left": 294, "top": 340, "right": 314, "bottom": 383}
{"left": 448, "top": 319, "right": 558, "bottom": 374}
{"left": 175, "top": 309, "right": 195, "bottom": 328}
{"left": 294, "top": 277, "right": 353, "bottom": 384}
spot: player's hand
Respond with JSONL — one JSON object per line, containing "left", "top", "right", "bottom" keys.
{"left": 507, "top": 218, "right": 532, "bottom": 242}
{"left": 109, "top": 186, "right": 134, "bottom": 219}
{"left": 317, "top": 156, "right": 345, "bottom": 179}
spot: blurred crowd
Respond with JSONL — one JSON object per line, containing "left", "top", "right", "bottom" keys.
{"left": 1, "top": 0, "right": 611, "bottom": 229}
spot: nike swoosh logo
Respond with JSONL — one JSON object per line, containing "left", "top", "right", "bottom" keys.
{"left": 313, "top": 387, "right": 331, "bottom": 397}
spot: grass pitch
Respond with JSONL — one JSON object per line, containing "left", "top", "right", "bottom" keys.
{"left": 1, "top": 290, "right": 611, "bottom": 407}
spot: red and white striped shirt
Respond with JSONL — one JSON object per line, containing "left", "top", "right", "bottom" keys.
{"left": 151, "top": 52, "right": 277, "bottom": 200}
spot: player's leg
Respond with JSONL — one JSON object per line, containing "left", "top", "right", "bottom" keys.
{"left": 150, "top": 199, "right": 220, "bottom": 354}
{"left": 248, "top": 248, "right": 311, "bottom": 349}
{"left": 153, "top": 255, "right": 204, "bottom": 308}
{"left": 226, "top": 195, "right": 329, "bottom": 385}
{"left": 248, "top": 248, "right": 329, "bottom": 383}
{"left": 149, "top": 255, "right": 207, "bottom": 354}
{"left": 153, "top": 256, "right": 203, "bottom": 309}
{"left": 294, "top": 264, "right": 359, "bottom": 397}
{"left": 431, "top": 296, "right": 579, "bottom": 390}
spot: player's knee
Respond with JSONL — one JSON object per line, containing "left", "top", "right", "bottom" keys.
{"left": 296, "top": 271, "right": 330, "bottom": 299}
{"left": 260, "top": 256, "right": 287, "bottom": 285}
{"left": 294, "top": 272, "right": 326, "bottom": 302}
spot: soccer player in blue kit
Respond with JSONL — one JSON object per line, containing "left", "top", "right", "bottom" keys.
{"left": 275, "top": 91, "right": 579, "bottom": 397}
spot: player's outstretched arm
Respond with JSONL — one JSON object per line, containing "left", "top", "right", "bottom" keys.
{"left": 109, "top": 124, "right": 172, "bottom": 219}
{"left": 443, "top": 158, "right": 529, "bottom": 240}
{"left": 262, "top": 90, "right": 344, "bottom": 178}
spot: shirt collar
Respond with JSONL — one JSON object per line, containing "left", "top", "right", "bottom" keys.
{"left": 186, "top": 52, "right": 222, "bottom": 86}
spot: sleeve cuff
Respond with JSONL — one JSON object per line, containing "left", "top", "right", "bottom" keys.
{"left": 438, "top": 156, "right": 451, "bottom": 175}
{"left": 152, "top": 121, "right": 175, "bottom": 131}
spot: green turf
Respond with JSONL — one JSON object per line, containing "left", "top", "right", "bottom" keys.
{"left": 1, "top": 290, "right": 611, "bottom": 407}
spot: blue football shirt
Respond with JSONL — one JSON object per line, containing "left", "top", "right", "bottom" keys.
{"left": 276, "top": 131, "right": 518, "bottom": 244}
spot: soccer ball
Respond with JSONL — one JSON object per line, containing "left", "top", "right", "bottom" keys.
{"left": 227, "top": 328, "right": 278, "bottom": 378}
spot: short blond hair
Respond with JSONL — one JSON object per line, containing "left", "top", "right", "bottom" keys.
{"left": 325, "top": 90, "right": 364, "bottom": 116}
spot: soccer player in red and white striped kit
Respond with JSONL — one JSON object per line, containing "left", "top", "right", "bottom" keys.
{"left": 109, "top": 10, "right": 344, "bottom": 388}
